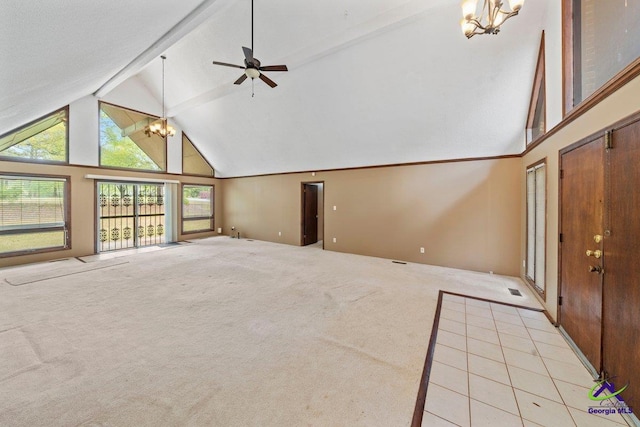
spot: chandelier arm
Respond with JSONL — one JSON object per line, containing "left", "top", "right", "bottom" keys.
{"left": 499, "top": 10, "right": 519, "bottom": 23}
{"left": 467, "top": 18, "right": 486, "bottom": 31}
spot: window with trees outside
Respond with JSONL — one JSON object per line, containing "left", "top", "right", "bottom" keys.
{"left": 526, "top": 160, "right": 546, "bottom": 297}
{"left": 0, "top": 174, "right": 70, "bottom": 257}
{"left": 0, "top": 107, "right": 68, "bottom": 163}
{"left": 99, "top": 102, "right": 167, "bottom": 172}
{"left": 182, "top": 185, "right": 214, "bottom": 234}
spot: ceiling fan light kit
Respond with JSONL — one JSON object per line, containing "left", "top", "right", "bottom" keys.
{"left": 211, "top": 0, "right": 288, "bottom": 92}
{"left": 461, "top": 0, "right": 524, "bottom": 39}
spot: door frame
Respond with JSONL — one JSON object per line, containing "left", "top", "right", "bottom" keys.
{"left": 300, "top": 181, "right": 325, "bottom": 249}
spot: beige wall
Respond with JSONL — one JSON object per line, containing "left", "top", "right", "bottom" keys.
{"left": 0, "top": 161, "right": 221, "bottom": 268}
{"left": 223, "top": 158, "right": 522, "bottom": 276}
{"left": 521, "top": 75, "right": 640, "bottom": 321}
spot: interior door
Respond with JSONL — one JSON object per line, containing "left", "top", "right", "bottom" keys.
{"left": 602, "top": 122, "right": 640, "bottom": 410}
{"left": 302, "top": 184, "right": 318, "bottom": 246}
{"left": 559, "top": 137, "right": 605, "bottom": 371}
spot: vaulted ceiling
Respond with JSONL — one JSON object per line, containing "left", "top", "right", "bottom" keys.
{"left": 1, "top": 0, "right": 548, "bottom": 177}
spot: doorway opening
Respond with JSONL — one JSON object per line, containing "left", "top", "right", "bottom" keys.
{"left": 301, "top": 182, "right": 324, "bottom": 248}
{"left": 97, "top": 182, "right": 166, "bottom": 252}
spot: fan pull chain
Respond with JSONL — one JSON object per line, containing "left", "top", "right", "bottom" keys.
{"left": 252, "top": 78, "right": 255, "bottom": 97}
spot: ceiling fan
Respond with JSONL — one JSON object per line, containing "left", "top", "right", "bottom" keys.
{"left": 211, "top": 0, "right": 288, "bottom": 89}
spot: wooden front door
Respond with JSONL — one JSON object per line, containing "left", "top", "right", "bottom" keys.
{"left": 602, "top": 122, "right": 640, "bottom": 411}
{"left": 302, "top": 184, "right": 318, "bottom": 246}
{"left": 559, "top": 137, "right": 605, "bottom": 371}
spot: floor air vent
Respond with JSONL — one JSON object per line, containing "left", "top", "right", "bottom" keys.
{"left": 392, "top": 261, "right": 407, "bottom": 265}
{"left": 508, "top": 288, "right": 523, "bottom": 296}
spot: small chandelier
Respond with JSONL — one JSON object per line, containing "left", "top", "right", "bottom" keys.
{"left": 461, "top": 0, "right": 524, "bottom": 39}
{"left": 145, "top": 55, "right": 175, "bottom": 138}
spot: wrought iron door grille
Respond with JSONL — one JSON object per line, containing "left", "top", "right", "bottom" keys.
{"left": 97, "top": 183, "right": 165, "bottom": 252}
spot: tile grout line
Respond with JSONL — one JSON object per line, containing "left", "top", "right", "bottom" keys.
{"left": 519, "top": 308, "right": 579, "bottom": 427}
{"left": 490, "top": 301, "right": 525, "bottom": 426}
{"left": 465, "top": 298, "right": 471, "bottom": 427}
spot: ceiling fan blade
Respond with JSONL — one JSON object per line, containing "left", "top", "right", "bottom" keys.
{"left": 260, "top": 65, "right": 288, "bottom": 72}
{"left": 234, "top": 74, "right": 248, "bottom": 85}
{"left": 259, "top": 73, "right": 277, "bottom": 88}
{"left": 242, "top": 46, "right": 254, "bottom": 62}
{"left": 212, "top": 61, "right": 245, "bottom": 70}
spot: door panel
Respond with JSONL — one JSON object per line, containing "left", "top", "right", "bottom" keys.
{"left": 98, "top": 182, "right": 165, "bottom": 252}
{"left": 302, "top": 184, "right": 318, "bottom": 246}
{"left": 560, "top": 138, "right": 604, "bottom": 371}
{"left": 603, "top": 122, "right": 640, "bottom": 410}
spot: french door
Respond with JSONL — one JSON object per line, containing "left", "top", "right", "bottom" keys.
{"left": 559, "top": 114, "right": 640, "bottom": 414}
{"left": 97, "top": 182, "right": 165, "bottom": 252}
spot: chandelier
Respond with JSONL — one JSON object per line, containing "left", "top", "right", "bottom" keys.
{"left": 461, "top": 0, "right": 524, "bottom": 39}
{"left": 145, "top": 55, "right": 175, "bottom": 138}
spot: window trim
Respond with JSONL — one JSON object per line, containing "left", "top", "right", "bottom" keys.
{"left": 180, "top": 183, "right": 215, "bottom": 235}
{"left": 526, "top": 31, "right": 546, "bottom": 145}
{"left": 525, "top": 158, "right": 547, "bottom": 299}
{"left": 0, "top": 106, "right": 70, "bottom": 165}
{"left": 562, "top": 0, "right": 640, "bottom": 117}
{"left": 98, "top": 101, "right": 168, "bottom": 174}
{"left": 182, "top": 132, "right": 215, "bottom": 177}
{"left": 0, "top": 172, "right": 72, "bottom": 258}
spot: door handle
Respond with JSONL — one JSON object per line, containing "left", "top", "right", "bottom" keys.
{"left": 589, "top": 265, "right": 602, "bottom": 274}
{"left": 586, "top": 249, "right": 602, "bottom": 259}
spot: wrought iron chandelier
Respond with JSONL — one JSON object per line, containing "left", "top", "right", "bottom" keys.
{"left": 145, "top": 55, "right": 176, "bottom": 138}
{"left": 461, "top": 0, "right": 524, "bottom": 39}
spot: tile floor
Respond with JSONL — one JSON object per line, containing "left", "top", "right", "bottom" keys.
{"left": 422, "top": 293, "right": 632, "bottom": 427}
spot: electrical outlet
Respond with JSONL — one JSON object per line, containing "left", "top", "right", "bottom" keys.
{"left": 420, "top": 247, "right": 425, "bottom": 254}
{"left": 332, "top": 237, "right": 337, "bottom": 243}
{"left": 217, "top": 228, "right": 222, "bottom": 233}
{"left": 523, "top": 260, "right": 526, "bottom": 267}
{"left": 278, "top": 231, "right": 282, "bottom": 236}
{"left": 333, "top": 206, "right": 337, "bottom": 211}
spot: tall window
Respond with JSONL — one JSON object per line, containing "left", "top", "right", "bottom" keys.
{"left": 182, "top": 184, "right": 214, "bottom": 234}
{"left": 564, "top": 0, "right": 640, "bottom": 113}
{"left": 0, "top": 107, "right": 68, "bottom": 163}
{"left": 182, "top": 133, "right": 214, "bottom": 176}
{"left": 99, "top": 102, "right": 167, "bottom": 171}
{"left": 526, "top": 160, "right": 546, "bottom": 296}
{"left": 526, "top": 32, "right": 546, "bottom": 145}
{"left": 0, "top": 174, "right": 70, "bottom": 256}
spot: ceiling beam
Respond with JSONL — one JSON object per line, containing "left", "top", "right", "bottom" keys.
{"left": 94, "top": 0, "right": 235, "bottom": 98}
{"left": 168, "top": 0, "right": 450, "bottom": 117}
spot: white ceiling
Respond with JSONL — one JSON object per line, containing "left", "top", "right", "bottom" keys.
{"left": 1, "top": 0, "right": 548, "bottom": 177}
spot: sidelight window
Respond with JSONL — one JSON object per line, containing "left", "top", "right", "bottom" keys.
{"left": 526, "top": 160, "right": 546, "bottom": 296}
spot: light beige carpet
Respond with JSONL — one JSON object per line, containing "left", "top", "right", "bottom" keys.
{"left": 0, "top": 237, "right": 541, "bottom": 426}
